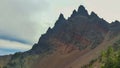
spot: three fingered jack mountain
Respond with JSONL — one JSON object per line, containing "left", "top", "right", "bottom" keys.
{"left": 0, "top": 5, "right": 120, "bottom": 68}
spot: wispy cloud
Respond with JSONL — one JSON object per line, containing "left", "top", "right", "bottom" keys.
{"left": 0, "top": 39, "right": 32, "bottom": 55}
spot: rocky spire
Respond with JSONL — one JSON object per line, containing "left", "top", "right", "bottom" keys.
{"left": 46, "top": 27, "right": 52, "bottom": 33}
{"left": 58, "top": 13, "right": 66, "bottom": 21}
{"left": 90, "top": 11, "right": 99, "bottom": 18}
{"left": 71, "top": 9, "right": 78, "bottom": 17}
{"left": 54, "top": 13, "right": 66, "bottom": 30}
{"left": 78, "top": 5, "right": 89, "bottom": 16}
{"left": 111, "top": 20, "right": 120, "bottom": 26}
{"left": 114, "top": 20, "right": 120, "bottom": 23}
{"left": 55, "top": 13, "right": 66, "bottom": 25}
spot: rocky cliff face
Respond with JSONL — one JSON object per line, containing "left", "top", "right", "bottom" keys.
{"left": 1, "top": 5, "right": 120, "bottom": 68}
{"left": 29, "top": 5, "right": 111, "bottom": 54}
{"left": 109, "top": 20, "right": 120, "bottom": 38}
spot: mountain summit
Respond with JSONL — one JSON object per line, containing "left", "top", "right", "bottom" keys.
{"left": 0, "top": 5, "right": 120, "bottom": 68}
{"left": 78, "top": 5, "right": 89, "bottom": 16}
{"left": 58, "top": 13, "right": 66, "bottom": 20}
{"left": 70, "top": 5, "right": 89, "bottom": 18}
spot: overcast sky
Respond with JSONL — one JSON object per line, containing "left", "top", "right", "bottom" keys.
{"left": 0, "top": 0, "right": 120, "bottom": 55}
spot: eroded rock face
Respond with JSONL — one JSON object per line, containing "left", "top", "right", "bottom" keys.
{"left": 30, "top": 5, "right": 120, "bottom": 55}
{"left": 30, "top": 5, "right": 111, "bottom": 54}
{"left": 108, "top": 20, "right": 120, "bottom": 39}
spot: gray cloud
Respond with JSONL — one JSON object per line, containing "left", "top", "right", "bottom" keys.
{"left": 0, "top": 38, "right": 32, "bottom": 55}
{"left": 0, "top": 0, "right": 49, "bottom": 44}
{"left": 10, "top": 0, "right": 48, "bottom": 14}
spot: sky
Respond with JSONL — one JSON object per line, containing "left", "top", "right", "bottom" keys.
{"left": 0, "top": 0, "right": 120, "bottom": 55}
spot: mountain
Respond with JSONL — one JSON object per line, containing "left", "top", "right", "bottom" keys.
{"left": 0, "top": 5, "right": 120, "bottom": 68}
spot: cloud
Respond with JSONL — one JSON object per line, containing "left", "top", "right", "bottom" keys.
{"left": 0, "top": 39, "right": 32, "bottom": 55}
{"left": 0, "top": 0, "right": 50, "bottom": 55}
{"left": 10, "top": 0, "right": 48, "bottom": 14}
{"left": 0, "top": 0, "right": 49, "bottom": 44}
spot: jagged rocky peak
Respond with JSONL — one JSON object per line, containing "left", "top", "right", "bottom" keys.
{"left": 71, "top": 9, "right": 78, "bottom": 17}
{"left": 48, "top": 27, "right": 52, "bottom": 30}
{"left": 110, "top": 20, "right": 120, "bottom": 27}
{"left": 69, "top": 5, "right": 89, "bottom": 19}
{"left": 29, "top": 5, "right": 120, "bottom": 55}
{"left": 77, "top": 5, "right": 89, "bottom": 16}
{"left": 73, "top": 10, "right": 77, "bottom": 14}
{"left": 58, "top": 13, "right": 66, "bottom": 21}
{"left": 112, "top": 20, "right": 120, "bottom": 24}
{"left": 109, "top": 20, "right": 120, "bottom": 38}
{"left": 46, "top": 27, "right": 52, "bottom": 33}
{"left": 52, "top": 13, "right": 67, "bottom": 33}
{"left": 29, "top": 5, "right": 112, "bottom": 54}
{"left": 54, "top": 13, "right": 66, "bottom": 26}
{"left": 90, "top": 11, "right": 99, "bottom": 18}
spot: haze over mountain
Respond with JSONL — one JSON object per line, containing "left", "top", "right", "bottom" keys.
{"left": 0, "top": 5, "right": 120, "bottom": 68}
